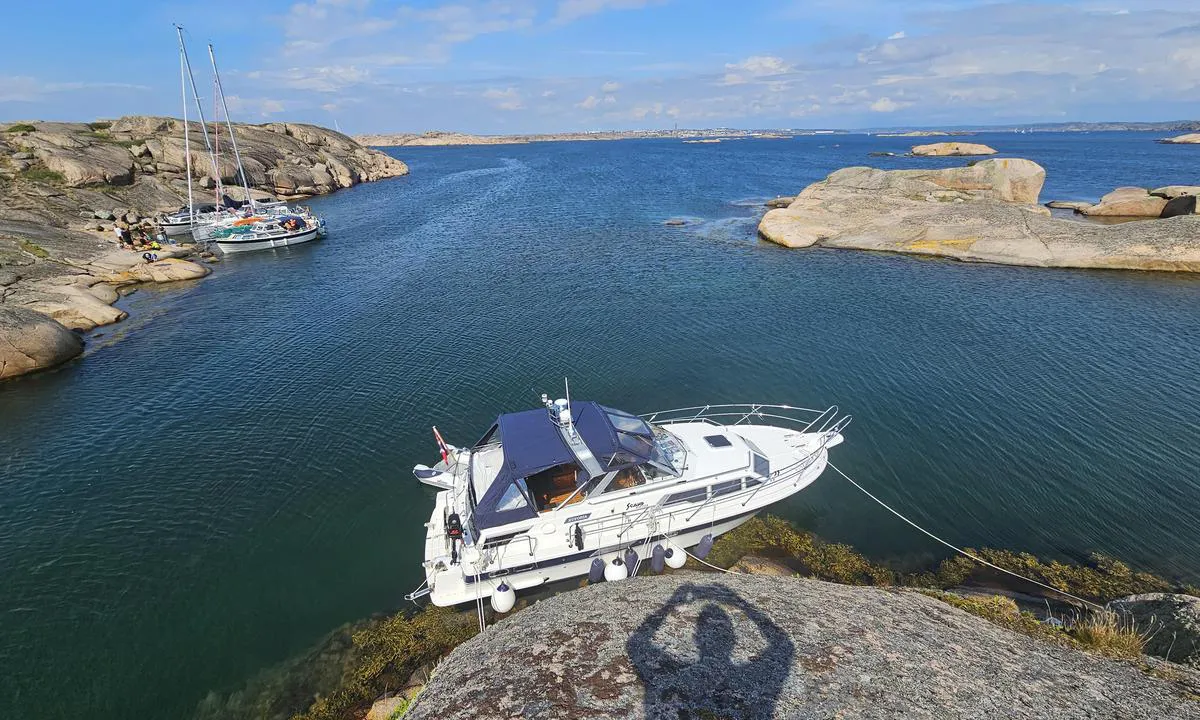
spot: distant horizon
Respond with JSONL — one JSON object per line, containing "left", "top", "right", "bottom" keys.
{"left": 6, "top": 116, "right": 1198, "bottom": 139}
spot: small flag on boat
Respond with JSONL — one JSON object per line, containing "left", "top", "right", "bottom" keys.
{"left": 432, "top": 426, "right": 450, "bottom": 464}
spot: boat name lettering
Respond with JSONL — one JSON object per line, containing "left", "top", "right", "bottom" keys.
{"left": 566, "top": 513, "right": 591, "bottom": 523}
{"left": 626, "top": 501, "right": 645, "bottom": 509}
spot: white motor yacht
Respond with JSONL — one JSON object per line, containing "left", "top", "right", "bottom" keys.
{"left": 409, "top": 396, "right": 849, "bottom": 610}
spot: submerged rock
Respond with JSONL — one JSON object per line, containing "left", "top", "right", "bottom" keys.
{"left": 404, "top": 573, "right": 1200, "bottom": 720}
{"left": 911, "top": 142, "right": 998, "bottom": 157}
{"left": 0, "top": 306, "right": 82, "bottom": 380}
{"left": 1110, "top": 593, "right": 1200, "bottom": 669}
{"left": 758, "top": 159, "right": 1200, "bottom": 271}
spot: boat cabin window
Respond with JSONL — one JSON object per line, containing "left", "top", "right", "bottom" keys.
{"left": 665, "top": 487, "right": 707, "bottom": 506}
{"left": 526, "top": 463, "right": 586, "bottom": 512}
{"left": 601, "top": 466, "right": 647, "bottom": 494}
{"left": 711, "top": 479, "right": 742, "bottom": 497}
{"left": 496, "top": 479, "right": 531, "bottom": 512}
{"left": 752, "top": 453, "right": 770, "bottom": 478}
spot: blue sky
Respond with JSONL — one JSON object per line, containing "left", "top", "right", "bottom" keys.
{"left": 3, "top": 0, "right": 1199, "bottom": 133}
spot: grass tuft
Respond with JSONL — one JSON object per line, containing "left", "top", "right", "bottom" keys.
{"left": 87, "top": 121, "right": 112, "bottom": 131}
{"left": 5, "top": 123, "right": 35, "bottom": 133}
{"left": 18, "top": 165, "right": 65, "bottom": 185}
{"left": 1070, "top": 611, "right": 1147, "bottom": 659}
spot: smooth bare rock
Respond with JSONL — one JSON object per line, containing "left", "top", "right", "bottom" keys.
{"left": 1082, "top": 187, "right": 1169, "bottom": 217}
{"left": 18, "top": 283, "right": 128, "bottom": 330}
{"left": 911, "top": 142, "right": 998, "bottom": 157}
{"left": 0, "top": 306, "right": 83, "bottom": 380}
{"left": 1161, "top": 133, "right": 1200, "bottom": 144}
{"left": 765, "top": 196, "right": 794, "bottom": 209}
{"left": 118, "top": 258, "right": 211, "bottom": 284}
{"left": 404, "top": 573, "right": 1200, "bottom": 720}
{"left": 1151, "top": 186, "right": 1200, "bottom": 199}
{"left": 1110, "top": 594, "right": 1200, "bottom": 669}
{"left": 758, "top": 160, "right": 1200, "bottom": 270}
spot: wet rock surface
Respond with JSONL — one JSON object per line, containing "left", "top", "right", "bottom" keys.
{"left": 404, "top": 573, "right": 1200, "bottom": 720}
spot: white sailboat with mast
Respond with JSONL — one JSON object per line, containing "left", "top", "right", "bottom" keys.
{"left": 190, "top": 42, "right": 327, "bottom": 253}
{"left": 156, "top": 26, "right": 239, "bottom": 237}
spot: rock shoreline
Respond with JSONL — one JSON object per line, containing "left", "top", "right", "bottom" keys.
{"left": 405, "top": 573, "right": 1200, "bottom": 719}
{"left": 0, "top": 116, "right": 409, "bottom": 380}
{"left": 758, "top": 158, "right": 1200, "bottom": 272}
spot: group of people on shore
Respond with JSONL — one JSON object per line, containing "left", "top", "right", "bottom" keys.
{"left": 112, "top": 223, "right": 165, "bottom": 259}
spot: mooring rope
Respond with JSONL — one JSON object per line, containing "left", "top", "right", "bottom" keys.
{"left": 828, "top": 462, "right": 1102, "bottom": 611}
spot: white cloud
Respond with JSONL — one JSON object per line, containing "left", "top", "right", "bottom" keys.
{"left": 722, "top": 55, "right": 796, "bottom": 85}
{"left": 888, "top": 31, "right": 906, "bottom": 40}
{"left": 869, "top": 96, "right": 906, "bottom": 112}
{"left": 601, "top": 81, "right": 622, "bottom": 93}
{"left": 577, "top": 95, "right": 600, "bottom": 109}
{"left": 483, "top": 86, "right": 524, "bottom": 110}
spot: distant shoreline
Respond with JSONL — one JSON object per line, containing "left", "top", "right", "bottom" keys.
{"left": 358, "top": 121, "right": 1200, "bottom": 147}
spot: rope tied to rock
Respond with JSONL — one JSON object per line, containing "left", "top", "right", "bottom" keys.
{"left": 827, "top": 462, "right": 1103, "bottom": 611}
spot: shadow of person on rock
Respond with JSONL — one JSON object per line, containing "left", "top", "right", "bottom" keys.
{"left": 626, "top": 583, "right": 794, "bottom": 720}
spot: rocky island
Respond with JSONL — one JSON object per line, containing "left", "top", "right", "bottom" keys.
{"left": 1160, "top": 133, "right": 1200, "bottom": 144}
{"left": 758, "top": 158, "right": 1200, "bottom": 271}
{"left": 0, "top": 117, "right": 408, "bottom": 380}
{"left": 910, "top": 141, "right": 998, "bottom": 156}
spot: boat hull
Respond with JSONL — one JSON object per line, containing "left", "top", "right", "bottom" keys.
{"left": 429, "top": 510, "right": 759, "bottom": 607}
{"left": 214, "top": 227, "right": 321, "bottom": 254}
{"left": 159, "top": 221, "right": 198, "bottom": 237}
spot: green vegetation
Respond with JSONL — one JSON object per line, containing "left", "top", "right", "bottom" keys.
{"left": 705, "top": 515, "right": 894, "bottom": 585}
{"left": 17, "top": 165, "right": 65, "bottom": 186}
{"left": 4, "top": 123, "right": 35, "bottom": 133}
{"left": 709, "top": 516, "right": 1195, "bottom": 604}
{"left": 1071, "top": 610, "right": 1147, "bottom": 659}
{"left": 19, "top": 240, "right": 50, "bottom": 259}
{"left": 294, "top": 606, "right": 477, "bottom": 720}
{"left": 87, "top": 121, "right": 112, "bottom": 131}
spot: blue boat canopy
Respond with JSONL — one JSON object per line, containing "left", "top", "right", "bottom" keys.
{"left": 472, "top": 401, "right": 658, "bottom": 530}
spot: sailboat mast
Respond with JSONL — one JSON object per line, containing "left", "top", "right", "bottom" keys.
{"left": 208, "top": 43, "right": 255, "bottom": 210}
{"left": 178, "top": 34, "right": 195, "bottom": 225}
{"left": 212, "top": 74, "right": 222, "bottom": 205}
{"left": 175, "top": 26, "right": 221, "bottom": 206}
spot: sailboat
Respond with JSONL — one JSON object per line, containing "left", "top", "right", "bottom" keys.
{"left": 189, "top": 43, "right": 327, "bottom": 253}
{"left": 156, "top": 26, "right": 238, "bottom": 237}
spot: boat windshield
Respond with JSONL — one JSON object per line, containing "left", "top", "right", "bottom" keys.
{"left": 647, "top": 425, "right": 684, "bottom": 478}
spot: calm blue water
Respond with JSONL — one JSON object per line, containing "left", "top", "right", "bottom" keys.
{"left": 1, "top": 131, "right": 1198, "bottom": 719}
